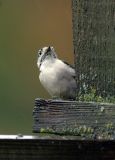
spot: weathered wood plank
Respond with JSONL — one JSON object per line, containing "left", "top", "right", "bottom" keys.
{"left": 33, "top": 98, "right": 115, "bottom": 139}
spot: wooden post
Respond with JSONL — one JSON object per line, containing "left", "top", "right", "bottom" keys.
{"left": 72, "top": 0, "right": 115, "bottom": 98}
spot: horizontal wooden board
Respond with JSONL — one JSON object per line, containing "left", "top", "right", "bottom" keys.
{"left": 33, "top": 98, "right": 115, "bottom": 140}
{"left": 0, "top": 135, "right": 115, "bottom": 159}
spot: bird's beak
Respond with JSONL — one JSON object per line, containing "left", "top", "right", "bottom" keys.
{"left": 47, "top": 46, "right": 51, "bottom": 52}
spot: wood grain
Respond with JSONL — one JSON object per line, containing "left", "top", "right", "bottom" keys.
{"left": 33, "top": 98, "right": 115, "bottom": 139}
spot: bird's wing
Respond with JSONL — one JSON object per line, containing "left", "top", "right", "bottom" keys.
{"left": 62, "top": 60, "right": 76, "bottom": 79}
{"left": 62, "top": 60, "right": 75, "bottom": 69}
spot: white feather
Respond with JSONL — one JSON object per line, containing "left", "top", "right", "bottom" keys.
{"left": 37, "top": 47, "right": 76, "bottom": 99}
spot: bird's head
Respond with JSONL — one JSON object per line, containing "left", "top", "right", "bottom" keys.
{"left": 37, "top": 46, "right": 57, "bottom": 68}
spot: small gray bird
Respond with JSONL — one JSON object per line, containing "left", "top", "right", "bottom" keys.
{"left": 37, "top": 46, "right": 76, "bottom": 100}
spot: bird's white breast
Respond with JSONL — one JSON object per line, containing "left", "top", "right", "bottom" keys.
{"left": 38, "top": 58, "right": 76, "bottom": 98}
{"left": 39, "top": 59, "right": 63, "bottom": 95}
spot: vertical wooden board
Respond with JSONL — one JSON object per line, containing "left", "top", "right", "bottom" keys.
{"left": 72, "top": 0, "right": 115, "bottom": 97}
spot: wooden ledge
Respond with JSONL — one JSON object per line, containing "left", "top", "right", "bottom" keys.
{"left": 33, "top": 98, "right": 115, "bottom": 140}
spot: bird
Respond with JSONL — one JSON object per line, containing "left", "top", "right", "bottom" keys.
{"left": 37, "top": 46, "right": 76, "bottom": 100}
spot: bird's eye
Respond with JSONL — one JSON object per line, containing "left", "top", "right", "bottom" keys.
{"left": 39, "top": 52, "right": 42, "bottom": 55}
{"left": 38, "top": 49, "right": 42, "bottom": 56}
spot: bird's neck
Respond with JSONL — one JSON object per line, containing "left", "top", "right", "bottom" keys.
{"left": 40, "top": 58, "right": 55, "bottom": 72}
